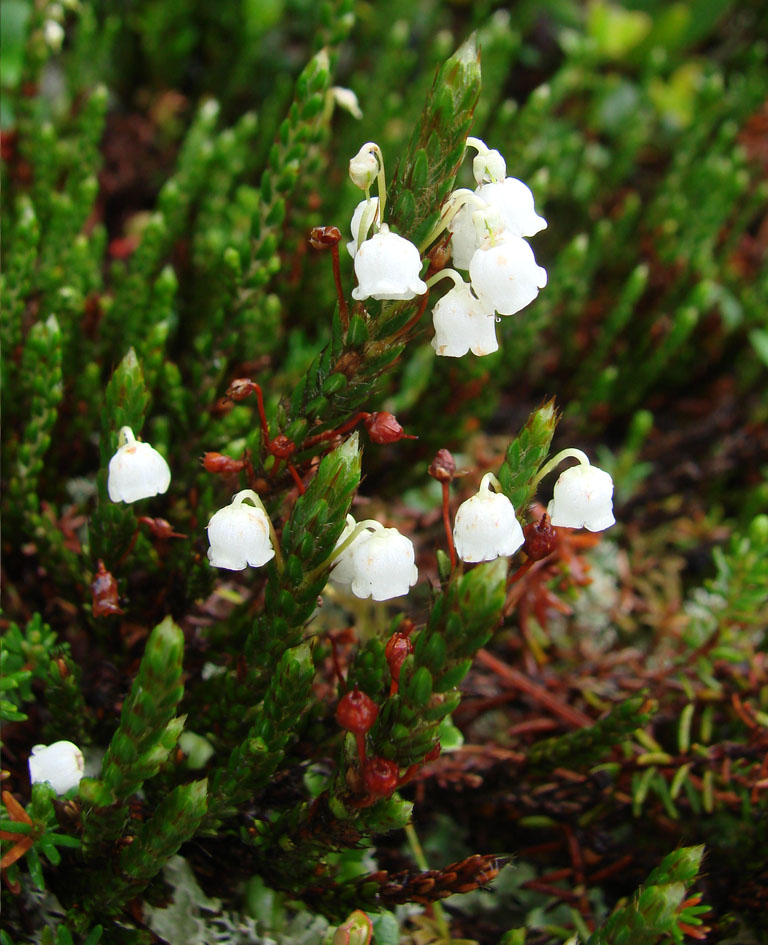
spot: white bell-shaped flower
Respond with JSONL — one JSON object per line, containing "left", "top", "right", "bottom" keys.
{"left": 453, "top": 473, "right": 524, "bottom": 563}
{"left": 476, "top": 177, "right": 547, "bottom": 238}
{"left": 347, "top": 197, "right": 379, "bottom": 258}
{"left": 469, "top": 232, "right": 548, "bottom": 316}
{"left": 331, "top": 516, "right": 418, "bottom": 601}
{"left": 547, "top": 463, "right": 615, "bottom": 532}
{"left": 351, "top": 226, "right": 427, "bottom": 301}
{"left": 207, "top": 489, "right": 275, "bottom": 570}
{"left": 107, "top": 426, "right": 171, "bottom": 503}
{"left": 29, "top": 741, "right": 84, "bottom": 794}
{"left": 431, "top": 280, "right": 499, "bottom": 358}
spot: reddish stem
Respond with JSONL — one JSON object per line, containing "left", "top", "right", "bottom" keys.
{"left": 287, "top": 462, "right": 306, "bottom": 495}
{"left": 441, "top": 480, "right": 456, "bottom": 571}
{"left": 475, "top": 648, "right": 593, "bottom": 729}
{"left": 304, "top": 412, "right": 371, "bottom": 449}
{"left": 251, "top": 382, "right": 272, "bottom": 448}
{"left": 508, "top": 559, "right": 534, "bottom": 585}
{"left": 393, "top": 288, "right": 431, "bottom": 340}
{"left": 355, "top": 732, "right": 367, "bottom": 765}
{"left": 331, "top": 243, "right": 349, "bottom": 331}
{"left": 330, "top": 634, "right": 346, "bottom": 689}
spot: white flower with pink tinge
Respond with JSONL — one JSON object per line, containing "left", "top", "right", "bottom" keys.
{"left": 453, "top": 473, "right": 524, "bottom": 563}
{"left": 331, "top": 515, "right": 418, "bottom": 600}
{"left": 547, "top": 463, "right": 615, "bottom": 532}
{"left": 107, "top": 426, "right": 171, "bottom": 503}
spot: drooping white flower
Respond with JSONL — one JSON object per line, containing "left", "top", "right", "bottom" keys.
{"left": 347, "top": 197, "right": 380, "bottom": 258}
{"left": 431, "top": 280, "right": 499, "bottom": 358}
{"left": 453, "top": 473, "right": 524, "bottom": 562}
{"left": 29, "top": 741, "right": 84, "bottom": 794}
{"left": 472, "top": 147, "right": 507, "bottom": 185}
{"left": 476, "top": 177, "right": 547, "bottom": 238}
{"left": 330, "top": 515, "right": 418, "bottom": 601}
{"left": 43, "top": 20, "right": 65, "bottom": 51}
{"left": 107, "top": 426, "right": 171, "bottom": 503}
{"left": 207, "top": 489, "right": 275, "bottom": 570}
{"left": 351, "top": 226, "right": 427, "bottom": 301}
{"left": 331, "top": 86, "right": 363, "bottom": 120}
{"left": 469, "top": 232, "right": 548, "bottom": 316}
{"left": 349, "top": 143, "right": 380, "bottom": 190}
{"left": 547, "top": 463, "right": 615, "bottom": 532}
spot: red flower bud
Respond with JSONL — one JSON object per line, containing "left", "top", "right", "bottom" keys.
{"left": 202, "top": 452, "right": 247, "bottom": 475}
{"left": 270, "top": 434, "right": 296, "bottom": 459}
{"left": 309, "top": 225, "right": 343, "bottom": 250}
{"left": 226, "top": 378, "right": 257, "bottom": 401}
{"left": 385, "top": 632, "right": 413, "bottom": 683}
{"left": 91, "top": 560, "right": 123, "bottom": 617}
{"left": 428, "top": 449, "right": 456, "bottom": 482}
{"left": 137, "top": 516, "right": 187, "bottom": 539}
{"left": 364, "top": 412, "right": 417, "bottom": 445}
{"left": 362, "top": 757, "right": 399, "bottom": 798}
{"left": 523, "top": 513, "right": 558, "bottom": 561}
{"left": 336, "top": 687, "right": 379, "bottom": 734}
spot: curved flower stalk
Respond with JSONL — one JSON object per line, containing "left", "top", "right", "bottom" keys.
{"left": 347, "top": 196, "right": 380, "bottom": 257}
{"left": 533, "top": 449, "right": 616, "bottom": 532}
{"left": 330, "top": 514, "right": 418, "bottom": 600}
{"left": 453, "top": 473, "right": 524, "bottom": 562}
{"left": 29, "top": 741, "right": 85, "bottom": 794}
{"left": 207, "top": 489, "right": 277, "bottom": 570}
{"left": 107, "top": 426, "right": 171, "bottom": 503}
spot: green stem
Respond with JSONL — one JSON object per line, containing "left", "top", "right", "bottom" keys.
{"left": 530, "top": 448, "right": 590, "bottom": 491}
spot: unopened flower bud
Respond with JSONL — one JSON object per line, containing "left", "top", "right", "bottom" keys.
{"left": 226, "top": 378, "right": 256, "bottom": 401}
{"left": 385, "top": 632, "right": 413, "bottom": 682}
{"left": 29, "top": 741, "right": 84, "bottom": 794}
{"left": 349, "top": 143, "right": 380, "bottom": 190}
{"left": 203, "top": 452, "right": 247, "bottom": 474}
{"left": 428, "top": 449, "right": 456, "bottom": 482}
{"left": 364, "top": 412, "right": 417, "bottom": 445}
{"left": 331, "top": 87, "right": 363, "bottom": 120}
{"left": 309, "top": 225, "right": 343, "bottom": 250}
{"left": 91, "top": 560, "right": 123, "bottom": 617}
{"left": 270, "top": 434, "right": 295, "bottom": 459}
{"left": 523, "top": 513, "right": 558, "bottom": 560}
{"left": 362, "top": 756, "right": 399, "bottom": 797}
{"left": 336, "top": 686, "right": 379, "bottom": 734}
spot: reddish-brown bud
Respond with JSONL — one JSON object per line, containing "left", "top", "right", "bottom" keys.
{"left": 203, "top": 452, "right": 247, "bottom": 475}
{"left": 523, "top": 513, "right": 558, "bottom": 561}
{"left": 91, "top": 560, "right": 123, "bottom": 617}
{"left": 137, "top": 516, "right": 187, "bottom": 540}
{"left": 309, "top": 225, "right": 343, "bottom": 250}
{"left": 362, "top": 757, "right": 400, "bottom": 798}
{"left": 428, "top": 449, "right": 456, "bottom": 482}
{"left": 270, "top": 434, "right": 296, "bottom": 459}
{"left": 226, "top": 378, "right": 257, "bottom": 401}
{"left": 336, "top": 687, "right": 379, "bottom": 734}
{"left": 364, "top": 412, "right": 417, "bottom": 445}
{"left": 385, "top": 633, "right": 413, "bottom": 683}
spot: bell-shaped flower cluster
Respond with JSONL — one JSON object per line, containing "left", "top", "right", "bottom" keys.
{"left": 453, "top": 473, "right": 524, "bottom": 562}
{"left": 29, "top": 740, "right": 85, "bottom": 795}
{"left": 331, "top": 515, "right": 418, "bottom": 601}
{"left": 429, "top": 137, "right": 548, "bottom": 358}
{"left": 207, "top": 489, "right": 276, "bottom": 570}
{"left": 107, "top": 426, "right": 171, "bottom": 503}
{"left": 547, "top": 462, "right": 615, "bottom": 532}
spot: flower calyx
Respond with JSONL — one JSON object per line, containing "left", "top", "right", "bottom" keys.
{"left": 364, "top": 411, "right": 417, "bottom": 445}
